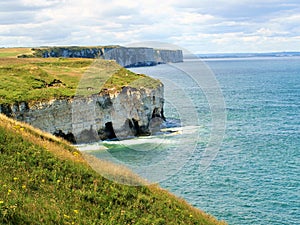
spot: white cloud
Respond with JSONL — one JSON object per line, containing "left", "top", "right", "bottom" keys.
{"left": 173, "top": 12, "right": 216, "bottom": 25}
{"left": 0, "top": 0, "right": 300, "bottom": 53}
{"left": 255, "top": 28, "right": 289, "bottom": 37}
{"left": 20, "top": 0, "right": 60, "bottom": 7}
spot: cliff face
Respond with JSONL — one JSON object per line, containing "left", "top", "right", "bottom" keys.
{"left": 103, "top": 47, "right": 156, "bottom": 67}
{"left": 0, "top": 85, "right": 164, "bottom": 143}
{"left": 103, "top": 47, "right": 183, "bottom": 67}
{"left": 154, "top": 49, "right": 183, "bottom": 64}
{"left": 27, "top": 46, "right": 183, "bottom": 68}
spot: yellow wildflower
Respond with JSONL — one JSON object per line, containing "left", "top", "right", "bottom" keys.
{"left": 13, "top": 177, "right": 18, "bottom": 181}
{"left": 73, "top": 209, "right": 79, "bottom": 214}
{"left": 0, "top": 201, "right": 4, "bottom": 204}
{"left": 14, "top": 125, "right": 20, "bottom": 130}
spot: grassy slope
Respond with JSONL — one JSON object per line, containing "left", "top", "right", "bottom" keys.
{"left": 0, "top": 114, "right": 226, "bottom": 225}
{"left": 0, "top": 48, "right": 161, "bottom": 104}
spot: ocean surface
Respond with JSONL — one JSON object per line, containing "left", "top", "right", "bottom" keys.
{"left": 81, "top": 57, "right": 300, "bottom": 225}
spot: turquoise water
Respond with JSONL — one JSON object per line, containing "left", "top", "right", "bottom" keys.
{"left": 86, "top": 58, "right": 300, "bottom": 224}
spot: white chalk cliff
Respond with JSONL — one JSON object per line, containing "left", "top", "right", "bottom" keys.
{"left": 0, "top": 84, "right": 164, "bottom": 143}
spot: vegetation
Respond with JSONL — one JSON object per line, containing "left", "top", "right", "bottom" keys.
{"left": 0, "top": 57, "right": 92, "bottom": 104}
{"left": 103, "top": 67, "right": 161, "bottom": 91}
{"left": 0, "top": 114, "right": 226, "bottom": 225}
{"left": 0, "top": 48, "right": 161, "bottom": 104}
{"left": 0, "top": 48, "right": 33, "bottom": 58}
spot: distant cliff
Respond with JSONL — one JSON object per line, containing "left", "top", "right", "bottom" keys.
{"left": 21, "top": 46, "right": 183, "bottom": 68}
{"left": 103, "top": 47, "right": 183, "bottom": 67}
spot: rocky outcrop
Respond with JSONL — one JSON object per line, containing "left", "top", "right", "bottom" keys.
{"left": 24, "top": 46, "right": 183, "bottom": 68}
{"left": 0, "top": 85, "right": 165, "bottom": 144}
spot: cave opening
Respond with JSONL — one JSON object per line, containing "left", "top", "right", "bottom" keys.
{"left": 53, "top": 130, "right": 76, "bottom": 144}
{"left": 104, "top": 122, "right": 117, "bottom": 139}
{"left": 132, "top": 118, "right": 140, "bottom": 136}
{"left": 152, "top": 107, "right": 160, "bottom": 118}
{"left": 151, "top": 107, "right": 165, "bottom": 121}
{"left": 127, "top": 119, "right": 134, "bottom": 129}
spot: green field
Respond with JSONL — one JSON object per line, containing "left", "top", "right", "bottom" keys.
{"left": 0, "top": 48, "right": 161, "bottom": 104}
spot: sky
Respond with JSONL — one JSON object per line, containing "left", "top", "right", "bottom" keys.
{"left": 1, "top": 0, "right": 300, "bottom": 53}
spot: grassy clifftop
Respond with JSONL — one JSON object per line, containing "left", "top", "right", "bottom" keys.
{"left": 0, "top": 114, "right": 226, "bottom": 225}
{"left": 0, "top": 48, "right": 161, "bottom": 104}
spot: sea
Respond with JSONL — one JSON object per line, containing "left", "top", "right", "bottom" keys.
{"left": 79, "top": 57, "right": 300, "bottom": 225}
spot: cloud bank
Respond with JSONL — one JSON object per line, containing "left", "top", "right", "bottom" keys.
{"left": 1, "top": 0, "right": 300, "bottom": 53}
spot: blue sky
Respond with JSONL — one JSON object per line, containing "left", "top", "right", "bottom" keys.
{"left": 1, "top": 0, "right": 300, "bottom": 53}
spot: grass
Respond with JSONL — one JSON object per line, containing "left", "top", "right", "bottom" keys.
{"left": 0, "top": 48, "right": 33, "bottom": 58}
{"left": 103, "top": 67, "right": 161, "bottom": 91}
{"left": 0, "top": 50, "right": 161, "bottom": 104}
{"left": 0, "top": 114, "right": 226, "bottom": 225}
{"left": 0, "top": 58, "right": 91, "bottom": 104}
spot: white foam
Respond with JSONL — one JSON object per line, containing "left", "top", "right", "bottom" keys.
{"left": 75, "top": 125, "right": 202, "bottom": 152}
{"left": 75, "top": 143, "right": 108, "bottom": 152}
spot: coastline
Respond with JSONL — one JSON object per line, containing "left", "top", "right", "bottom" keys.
{"left": 0, "top": 113, "right": 226, "bottom": 224}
